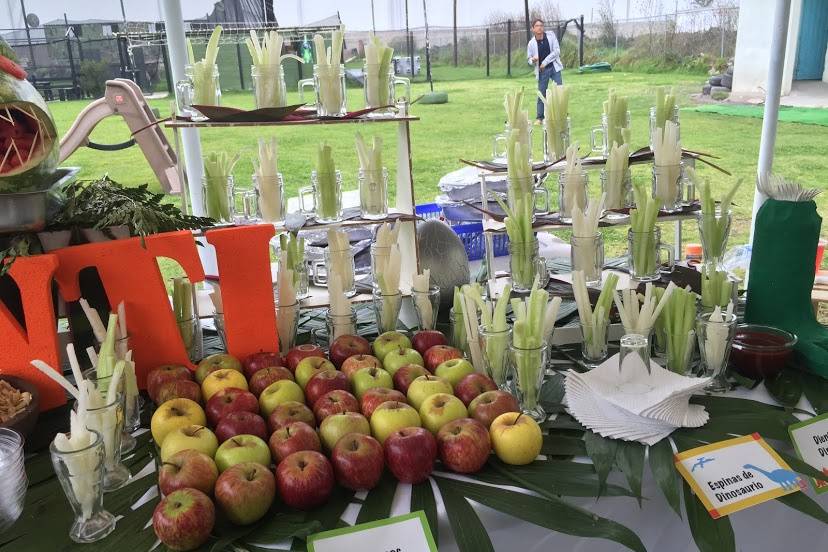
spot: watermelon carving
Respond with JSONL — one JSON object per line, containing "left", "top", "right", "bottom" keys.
{"left": 0, "top": 39, "right": 58, "bottom": 193}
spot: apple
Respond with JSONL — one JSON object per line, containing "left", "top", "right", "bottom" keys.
{"left": 319, "top": 412, "right": 370, "bottom": 451}
{"left": 392, "top": 364, "right": 429, "bottom": 394}
{"left": 268, "top": 421, "right": 321, "bottom": 463}
{"left": 249, "top": 366, "right": 294, "bottom": 397}
{"left": 294, "top": 357, "right": 337, "bottom": 389}
{"left": 160, "top": 424, "right": 219, "bottom": 462}
{"left": 341, "top": 354, "right": 383, "bottom": 380}
{"left": 329, "top": 334, "right": 371, "bottom": 367}
{"left": 157, "top": 380, "right": 202, "bottom": 406}
{"left": 242, "top": 351, "right": 283, "bottom": 380}
{"left": 351, "top": 367, "right": 393, "bottom": 399}
{"left": 285, "top": 344, "right": 325, "bottom": 372}
{"left": 369, "top": 400, "right": 422, "bottom": 444}
{"left": 331, "top": 434, "right": 384, "bottom": 491}
{"left": 276, "top": 450, "right": 334, "bottom": 510}
{"left": 372, "top": 331, "right": 412, "bottom": 362}
{"left": 406, "top": 375, "right": 453, "bottom": 410}
{"left": 268, "top": 401, "right": 316, "bottom": 432}
{"left": 468, "top": 390, "right": 520, "bottom": 428}
{"left": 151, "top": 398, "right": 207, "bottom": 446}
{"left": 147, "top": 365, "right": 192, "bottom": 403}
{"left": 195, "top": 362, "right": 221, "bottom": 386}
{"left": 158, "top": 449, "right": 218, "bottom": 496}
{"left": 152, "top": 488, "right": 214, "bottom": 551}
{"left": 454, "top": 373, "right": 497, "bottom": 406}
{"left": 384, "top": 427, "right": 437, "bottom": 484}
{"left": 202, "top": 368, "right": 248, "bottom": 401}
{"left": 214, "top": 434, "right": 271, "bottom": 472}
{"left": 423, "top": 345, "right": 464, "bottom": 372}
{"left": 490, "top": 412, "right": 542, "bottom": 466}
{"left": 198, "top": 353, "right": 242, "bottom": 380}
{"left": 215, "top": 411, "right": 268, "bottom": 442}
{"left": 411, "top": 330, "right": 448, "bottom": 356}
{"left": 214, "top": 461, "right": 275, "bottom": 525}
{"left": 382, "top": 347, "right": 424, "bottom": 375}
{"left": 313, "top": 389, "right": 360, "bottom": 422}
{"left": 434, "top": 358, "right": 475, "bottom": 387}
{"left": 258, "top": 380, "right": 305, "bottom": 417}
{"left": 305, "top": 370, "right": 351, "bottom": 407}
{"left": 360, "top": 387, "right": 406, "bottom": 418}
{"left": 205, "top": 387, "right": 258, "bottom": 426}
{"left": 419, "top": 393, "right": 468, "bottom": 434}
{"left": 437, "top": 418, "right": 490, "bottom": 473}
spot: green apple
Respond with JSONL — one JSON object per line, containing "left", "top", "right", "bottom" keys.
{"left": 382, "top": 347, "right": 424, "bottom": 375}
{"left": 419, "top": 393, "right": 467, "bottom": 434}
{"left": 406, "top": 375, "right": 453, "bottom": 410}
{"left": 295, "top": 357, "right": 337, "bottom": 389}
{"left": 434, "top": 358, "right": 475, "bottom": 387}
{"left": 372, "top": 331, "right": 412, "bottom": 362}
{"left": 214, "top": 434, "right": 271, "bottom": 472}
{"left": 319, "top": 412, "right": 370, "bottom": 450}
{"left": 160, "top": 424, "right": 219, "bottom": 462}
{"left": 259, "top": 380, "right": 305, "bottom": 416}
{"left": 369, "top": 400, "right": 422, "bottom": 444}
{"left": 351, "top": 367, "right": 393, "bottom": 399}
{"left": 197, "top": 353, "right": 242, "bottom": 383}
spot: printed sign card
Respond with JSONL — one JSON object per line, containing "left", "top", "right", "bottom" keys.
{"left": 307, "top": 511, "right": 437, "bottom": 552}
{"left": 674, "top": 433, "right": 803, "bottom": 518}
{"left": 788, "top": 412, "right": 828, "bottom": 494}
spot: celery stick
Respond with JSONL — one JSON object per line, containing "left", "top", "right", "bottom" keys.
{"left": 315, "top": 142, "right": 339, "bottom": 220}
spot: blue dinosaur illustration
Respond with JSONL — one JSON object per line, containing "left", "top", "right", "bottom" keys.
{"left": 743, "top": 464, "right": 801, "bottom": 491}
{"left": 692, "top": 457, "right": 715, "bottom": 472}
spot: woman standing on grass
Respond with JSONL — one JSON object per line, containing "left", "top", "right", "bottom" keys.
{"left": 527, "top": 18, "right": 563, "bottom": 125}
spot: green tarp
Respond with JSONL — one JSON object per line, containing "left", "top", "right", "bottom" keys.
{"left": 684, "top": 103, "right": 828, "bottom": 127}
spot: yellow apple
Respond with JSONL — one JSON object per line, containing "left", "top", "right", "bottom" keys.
{"left": 489, "top": 412, "right": 542, "bottom": 465}
{"left": 160, "top": 424, "right": 219, "bottom": 462}
{"left": 202, "top": 368, "right": 248, "bottom": 401}
{"left": 151, "top": 398, "right": 207, "bottom": 446}
{"left": 259, "top": 379, "right": 305, "bottom": 416}
{"left": 418, "top": 393, "right": 467, "bottom": 434}
{"left": 406, "top": 375, "right": 452, "bottom": 410}
{"left": 370, "top": 400, "right": 421, "bottom": 444}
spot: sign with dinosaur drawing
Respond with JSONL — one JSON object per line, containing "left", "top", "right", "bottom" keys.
{"left": 675, "top": 433, "right": 803, "bottom": 518}
{"left": 788, "top": 413, "right": 828, "bottom": 494}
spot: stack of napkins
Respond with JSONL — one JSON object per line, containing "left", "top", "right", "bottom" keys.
{"left": 564, "top": 353, "right": 710, "bottom": 445}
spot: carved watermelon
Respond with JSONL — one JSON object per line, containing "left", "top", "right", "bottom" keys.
{"left": 0, "top": 39, "right": 58, "bottom": 193}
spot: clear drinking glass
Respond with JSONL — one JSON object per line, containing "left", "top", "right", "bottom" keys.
{"left": 363, "top": 63, "right": 411, "bottom": 116}
{"left": 176, "top": 64, "right": 220, "bottom": 119}
{"left": 652, "top": 162, "right": 685, "bottom": 213}
{"left": 649, "top": 105, "right": 680, "bottom": 150}
{"left": 276, "top": 301, "right": 300, "bottom": 353}
{"left": 298, "top": 64, "right": 347, "bottom": 117}
{"left": 619, "top": 334, "right": 651, "bottom": 375}
{"left": 696, "top": 311, "right": 737, "bottom": 392}
{"left": 627, "top": 227, "right": 675, "bottom": 282}
{"left": 0, "top": 428, "right": 27, "bottom": 532}
{"left": 581, "top": 320, "right": 609, "bottom": 367}
{"left": 202, "top": 174, "right": 235, "bottom": 223}
{"left": 412, "top": 285, "right": 440, "bottom": 330}
{"left": 326, "top": 308, "right": 357, "bottom": 344}
{"left": 493, "top": 124, "right": 533, "bottom": 162}
{"left": 254, "top": 172, "right": 286, "bottom": 223}
{"left": 509, "top": 342, "right": 548, "bottom": 421}
{"left": 665, "top": 328, "right": 697, "bottom": 376}
{"left": 697, "top": 209, "right": 732, "bottom": 269}
{"left": 50, "top": 430, "right": 116, "bottom": 543}
{"left": 358, "top": 167, "right": 389, "bottom": 219}
{"left": 591, "top": 111, "right": 631, "bottom": 157}
{"left": 177, "top": 315, "right": 204, "bottom": 363}
{"left": 479, "top": 327, "right": 512, "bottom": 389}
{"left": 74, "top": 392, "right": 130, "bottom": 491}
{"left": 450, "top": 308, "right": 467, "bottom": 353}
{"left": 570, "top": 233, "right": 604, "bottom": 287}
{"left": 600, "top": 167, "right": 632, "bottom": 218}
{"left": 508, "top": 238, "right": 549, "bottom": 293}
{"left": 314, "top": 245, "right": 356, "bottom": 297}
{"left": 557, "top": 171, "right": 588, "bottom": 223}
{"left": 300, "top": 170, "right": 343, "bottom": 223}
{"left": 83, "top": 367, "right": 137, "bottom": 455}
{"left": 543, "top": 116, "right": 571, "bottom": 162}
{"left": 251, "top": 64, "right": 287, "bottom": 109}
{"left": 373, "top": 289, "right": 402, "bottom": 333}
{"left": 214, "top": 312, "right": 227, "bottom": 350}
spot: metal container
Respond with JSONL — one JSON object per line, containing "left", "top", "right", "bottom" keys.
{"left": 0, "top": 167, "right": 80, "bottom": 235}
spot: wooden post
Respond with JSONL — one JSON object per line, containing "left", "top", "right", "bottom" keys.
{"left": 579, "top": 15, "right": 585, "bottom": 68}
{"left": 453, "top": 0, "right": 458, "bottom": 66}
{"left": 235, "top": 42, "right": 245, "bottom": 90}
{"left": 506, "top": 20, "right": 512, "bottom": 77}
{"left": 485, "top": 27, "right": 490, "bottom": 76}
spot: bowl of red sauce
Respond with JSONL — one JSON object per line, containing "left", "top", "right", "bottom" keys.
{"left": 730, "top": 324, "right": 797, "bottom": 380}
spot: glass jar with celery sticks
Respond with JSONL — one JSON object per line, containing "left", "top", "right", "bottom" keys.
{"left": 701, "top": 266, "right": 737, "bottom": 311}
{"left": 539, "top": 83, "right": 570, "bottom": 162}
{"left": 299, "top": 64, "right": 347, "bottom": 117}
{"left": 314, "top": 245, "right": 356, "bottom": 297}
{"left": 509, "top": 283, "right": 551, "bottom": 420}
{"left": 177, "top": 26, "right": 223, "bottom": 118}
{"left": 364, "top": 64, "right": 410, "bottom": 116}
{"left": 253, "top": 173, "right": 285, "bottom": 223}
{"left": 696, "top": 173, "right": 741, "bottom": 269}
{"left": 628, "top": 182, "right": 674, "bottom": 281}
{"left": 477, "top": 284, "right": 513, "bottom": 389}
{"left": 355, "top": 133, "right": 388, "bottom": 219}
{"left": 696, "top": 307, "right": 737, "bottom": 392}
{"left": 571, "top": 233, "right": 604, "bottom": 287}
{"left": 72, "top": 390, "right": 129, "bottom": 492}
{"left": 508, "top": 238, "right": 549, "bottom": 293}
{"left": 573, "top": 271, "right": 617, "bottom": 367}
{"left": 172, "top": 277, "right": 203, "bottom": 362}
{"left": 649, "top": 86, "right": 679, "bottom": 149}
{"left": 601, "top": 141, "right": 632, "bottom": 219}
{"left": 202, "top": 151, "right": 239, "bottom": 224}
{"left": 326, "top": 308, "right": 357, "bottom": 345}
{"left": 557, "top": 170, "right": 588, "bottom": 223}
{"left": 300, "top": 143, "right": 342, "bottom": 223}
{"left": 652, "top": 162, "right": 685, "bottom": 213}
{"left": 661, "top": 285, "right": 698, "bottom": 375}
{"left": 591, "top": 91, "right": 630, "bottom": 157}
{"left": 412, "top": 285, "right": 441, "bottom": 331}
{"left": 276, "top": 301, "right": 300, "bottom": 352}
{"left": 277, "top": 233, "right": 308, "bottom": 300}
{"left": 543, "top": 117, "right": 571, "bottom": 162}
{"left": 373, "top": 289, "right": 402, "bottom": 333}
{"left": 493, "top": 124, "right": 534, "bottom": 163}
{"left": 251, "top": 65, "right": 287, "bottom": 109}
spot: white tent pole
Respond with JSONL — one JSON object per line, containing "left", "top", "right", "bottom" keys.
{"left": 749, "top": 0, "right": 791, "bottom": 243}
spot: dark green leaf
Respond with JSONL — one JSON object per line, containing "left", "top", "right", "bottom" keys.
{"left": 435, "top": 476, "right": 494, "bottom": 552}
{"left": 801, "top": 370, "right": 828, "bottom": 414}
{"left": 542, "top": 434, "right": 587, "bottom": 457}
{"left": 245, "top": 511, "right": 321, "bottom": 544}
{"left": 583, "top": 430, "right": 618, "bottom": 496}
{"left": 542, "top": 414, "right": 586, "bottom": 432}
{"left": 648, "top": 438, "right": 682, "bottom": 518}
{"left": 695, "top": 412, "right": 797, "bottom": 444}
{"left": 690, "top": 395, "right": 788, "bottom": 416}
{"left": 764, "top": 370, "right": 802, "bottom": 408}
{"left": 773, "top": 449, "right": 828, "bottom": 483}
{"left": 539, "top": 372, "right": 566, "bottom": 410}
{"left": 355, "top": 472, "right": 397, "bottom": 524}
{"left": 615, "top": 441, "right": 645, "bottom": 505}
{"left": 776, "top": 491, "right": 828, "bottom": 524}
{"left": 410, "top": 480, "right": 438, "bottom": 543}
{"left": 682, "top": 480, "right": 735, "bottom": 552}
{"left": 302, "top": 486, "right": 356, "bottom": 532}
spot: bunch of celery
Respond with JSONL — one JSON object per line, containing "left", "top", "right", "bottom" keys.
{"left": 701, "top": 266, "right": 734, "bottom": 309}
{"left": 571, "top": 193, "right": 605, "bottom": 282}
{"left": 654, "top": 86, "right": 677, "bottom": 134}
{"left": 604, "top": 142, "right": 630, "bottom": 209}
{"left": 312, "top": 29, "right": 345, "bottom": 115}
{"left": 203, "top": 151, "right": 239, "bottom": 222}
{"left": 629, "top": 181, "right": 660, "bottom": 276}
{"left": 277, "top": 249, "right": 298, "bottom": 351}
{"left": 695, "top": 169, "right": 742, "bottom": 262}
{"left": 364, "top": 35, "right": 394, "bottom": 107}
{"left": 173, "top": 277, "right": 195, "bottom": 350}
{"left": 613, "top": 282, "right": 675, "bottom": 335}
{"left": 652, "top": 120, "right": 682, "bottom": 208}
{"left": 661, "top": 285, "right": 698, "bottom": 374}
{"left": 327, "top": 229, "right": 353, "bottom": 293}
{"left": 255, "top": 137, "right": 283, "bottom": 222}
{"left": 355, "top": 133, "right": 386, "bottom": 216}
{"left": 314, "top": 142, "right": 340, "bottom": 220}
{"left": 280, "top": 233, "right": 305, "bottom": 290}
{"left": 469, "top": 284, "right": 513, "bottom": 384}
{"left": 451, "top": 283, "right": 484, "bottom": 352}
{"left": 412, "top": 269, "right": 435, "bottom": 330}
{"left": 604, "top": 90, "right": 630, "bottom": 148}
{"left": 573, "top": 271, "right": 618, "bottom": 360}
{"left": 186, "top": 26, "right": 222, "bottom": 105}
{"left": 246, "top": 30, "right": 301, "bottom": 108}
{"left": 538, "top": 83, "right": 570, "bottom": 160}
{"left": 375, "top": 244, "right": 401, "bottom": 332}
{"left": 560, "top": 143, "right": 587, "bottom": 220}
{"left": 511, "top": 280, "right": 552, "bottom": 412}
{"left": 328, "top": 272, "right": 353, "bottom": 339}
{"left": 700, "top": 303, "right": 734, "bottom": 375}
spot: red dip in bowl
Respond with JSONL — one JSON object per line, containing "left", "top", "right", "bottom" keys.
{"left": 730, "top": 324, "right": 797, "bottom": 380}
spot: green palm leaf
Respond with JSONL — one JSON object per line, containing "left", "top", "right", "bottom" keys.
{"left": 775, "top": 492, "right": 828, "bottom": 524}
{"left": 411, "top": 480, "right": 438, "bottom": 543}
{"left": 616, "top": 441, "right": 645, "bottom": 506}
{"left": 649, "top": 438, "right": 682, "bottom": 517}
{"left": 356, "top": 472, "right": 397, "bottom": 524}
{"left": 682, "top": 480, "right": 735, "bottom": 552}
{"left": 435, "top": 476, "right": 494, "bottom": 552}
{"left": 584, "top": 430, "right": 619, "bottom": 496}
{"left": 764, "top": 370, "right": 803, "bottom": 408}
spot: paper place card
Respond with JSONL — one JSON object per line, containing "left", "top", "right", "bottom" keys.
{"left": 789, "top": 412, "right": 828, "bottom": 494}
{"left": 674, "top": 433, "right": 803, "bottom": 518}
{"left": 307, "top": 511, "right": 437, "bottom": 552}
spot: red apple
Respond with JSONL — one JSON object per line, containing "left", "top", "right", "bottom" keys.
{"left": 268, "top": 421, "right": 321, "bottom": 463}
{"left": 384, "top": 427, "right": 437, "bottom": 484}
{"left": 158, "top": 449, "right": 218, "bottom": 496}
{"left": 275, "top": 450, "right": 335, "bottom": 510}
{"left": 392, "top": 364, "right": 429, "bottom": 394}
{"left": 454, "top": 373, "right": 498, "bottom": 406}
{"left": 412, "top": 330, "right": 448, "bottom": 356}
{"left": 148, "top": 365, "right": 193, "bottom": 404}
{"left": 285, "top": 344, "right": 325, "bottom": 372}
{"left": 437, "top": 418, "right": 490, "bottom": 473}
{"left": 329, "top": 335, "right": 371, "bottom": 368}
{"left": 313, "top": 390, "right": 360, "bottom": 422}
{"left": 360, "top": 387, "right": 406, "bottom": 418}
{"left": 157, "top": 380, "right": 203, "bottom": 406}
{"left": 215, "top": 411, "right": 268, "bottom": 442}
{"left": 242, "top": 351, "right": 284, "bottom": 380}
{"left": 267, "top": 401, "right": 316, "bottom": 432}
{"left": 214, "top": 461, "right": 276, "bottom": 525}
{"left": 305, "top": 370, "right": 351, "bottom": 407}
{"left": 249, "top": 366, "right": 294, "bottom": 397}
{"left": 341, "top": 354, "right": 383, "bottom": 380}
{"left": 467, "top": 390, "right": 520, "bottom": 428}
{"left": 152, "top": 488, "right": 214, "bottom": 551}
{"left": 423, "top": 345, "right": 464, "bottom": 373}
{"left": 331, "top": 433, "right": 384, "bottom": 490}
{"left": 205, "top": 387, "right": 259, "bottom": 426}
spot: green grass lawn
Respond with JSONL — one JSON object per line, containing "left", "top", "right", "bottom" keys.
{"left": 50, "top": 69, "right": 828, "bottom": 258}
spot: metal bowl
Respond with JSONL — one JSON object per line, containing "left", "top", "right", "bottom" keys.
{"left": 0, "top": 189, "right": 48, "bottom": 234}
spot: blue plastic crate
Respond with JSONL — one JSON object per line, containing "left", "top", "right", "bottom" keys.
{"left": 415, "top": 203, "right": 444, "bottom": 220}
{"left": 451, "top": 222, "right": 510, "bottom": 261}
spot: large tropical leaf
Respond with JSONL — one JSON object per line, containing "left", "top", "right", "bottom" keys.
{"left": 775, "top": 491, "right": 828, "bottom": 524}
{"left": 584, "top": 430, "right": 619, "bottom": 496}
{"left": 649, "top": 438, "right": 682, "bottom": 518}
{"left": 615, "top": 441, "right": 645, "bottom": 506}
{"left": 476, "top": 458, "right": 636, "bottom": 497}
{"left": 355, "top": 472, "right": 397, "bottom": 524}
{"left": 764, "top": 370, "right": 803, "bottom": 408}
{"left": 800, "top": 370, "right": 828, "bottom": 414}
{"left": 410, "top": 480, "right": 438, "bottom": 543}
{"left": 542, "top": 433, "right": 587, "bottom": 456}
{"left": 434, "top": 476, "right": 494, "bottom": 552}
{"left": 682, "top": 480, "right": 735, "bottom": 552}
{"left": 244, "top": 511, "right": 321, "bottom": 545}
